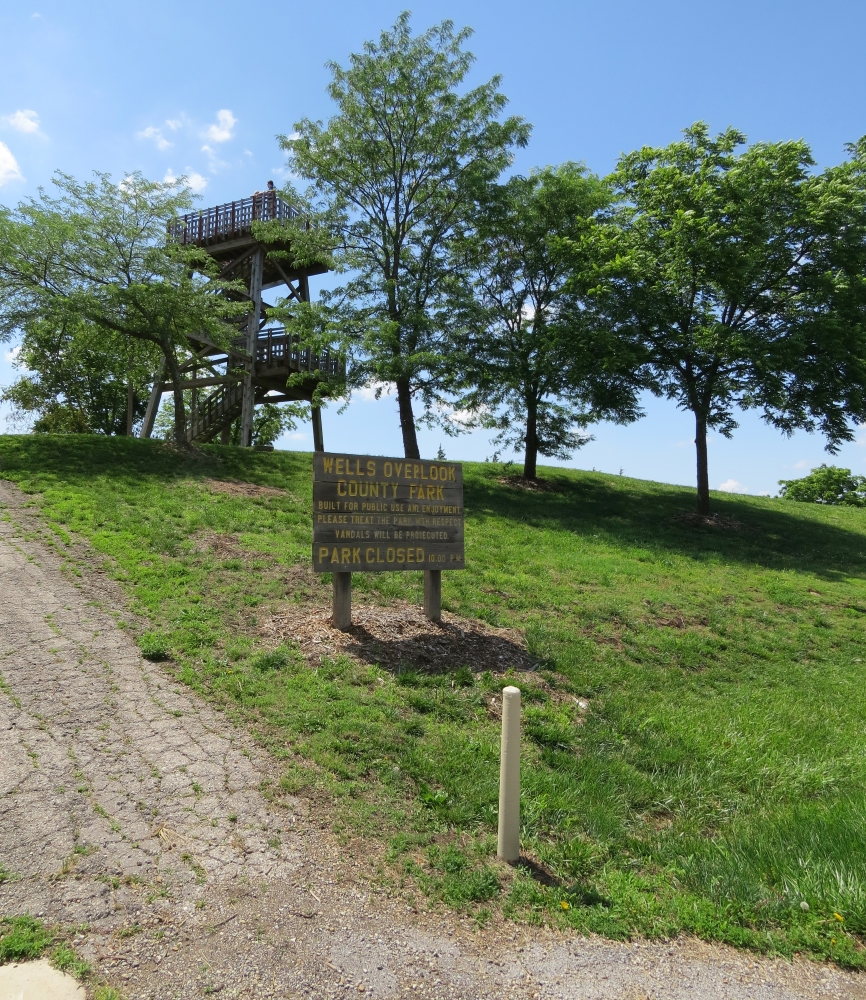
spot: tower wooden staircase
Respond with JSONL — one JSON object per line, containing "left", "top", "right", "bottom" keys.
{"left": 140, "top": 193, "right": 342, "bottom": 449}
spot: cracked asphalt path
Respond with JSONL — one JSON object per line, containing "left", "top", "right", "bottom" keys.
{"left": 0, "top": 479, "right": 863, "bottom": 999}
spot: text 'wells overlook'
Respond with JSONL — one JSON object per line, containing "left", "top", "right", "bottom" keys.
{"left": 312, "top": 452, "right": 465, "bottom": 572}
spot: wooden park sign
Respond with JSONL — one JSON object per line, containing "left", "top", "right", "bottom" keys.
{"left": 313, "top": 452, "right": 465, "bottom": 629}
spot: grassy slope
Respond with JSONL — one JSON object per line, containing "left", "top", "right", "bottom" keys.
{"left": 1, "top": 434, "right": 864, "bottom": 966}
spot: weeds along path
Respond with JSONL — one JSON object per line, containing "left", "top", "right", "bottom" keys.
{"left": 0, "top": 480, "right": 861, "bottom": 1000}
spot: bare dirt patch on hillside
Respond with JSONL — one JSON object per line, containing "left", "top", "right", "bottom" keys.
{"left": 201, "top": 477, "right": 295, "bottom": 501}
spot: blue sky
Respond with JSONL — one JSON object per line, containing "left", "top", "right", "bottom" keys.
{"left": 1, "top": 0, "right": 865, "bottom": 494}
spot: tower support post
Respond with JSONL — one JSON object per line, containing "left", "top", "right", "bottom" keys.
{"left": 139, "top": 359, "right": 165, "bottom": 439}
{"left": 241, "top": 247, "right": 264, "bottom": 447}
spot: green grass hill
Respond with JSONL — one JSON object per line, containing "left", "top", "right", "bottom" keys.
{"left": 1, "top": 433, "right": 864, "bottom": 967}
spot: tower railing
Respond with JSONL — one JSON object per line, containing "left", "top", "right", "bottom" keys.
{"left": 253, "top": 328, "right": 344, "bottom": 377}
{"left": 168, "top": 194, "right": 300, "bottom": 246}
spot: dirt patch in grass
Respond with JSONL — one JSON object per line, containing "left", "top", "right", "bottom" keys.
{"left": 497, "top": 475, "right": 560, "bottom": 493}
{"left": 675, "top": 512, "right": 743, "bottom": 530}
{"left": 191, "top": 530, "right": 247, "bottom": 557}
{"left": 647, "top": 605, "right": 709, "bottom": 629}
{"left": 280, "top": 563, "right": 329, "bottom": 602}
{"left": 201, "top": 477, "right": 294, "bottom": 500}
{"left": 264, "top": 599, "right": 535, "bottom": 675}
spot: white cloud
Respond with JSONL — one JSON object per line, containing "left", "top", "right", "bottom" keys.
{"left": 203, "top": 109, "right": 236, "bottom": 144}
{"left": 138, "top": 125, "right": 171, "bottom": 151}
{"left": 446, "top": 406, "right": 476, "bottom": 427}
{"left": 269, "top": 164, "right": 300, "bottom": 183}
{"left": 435, "top": 400, "right": 484, "bottom": 427}
{"left": 675, "top": 439, "right": 692, "bottom": 448}
{"left": 165, "top": 118, "right": 183, "bottom": 131}
{"left": 718, "top": 479, "right": 746, "bottom": 493}
{"left": 0, "top": 142, "right": 23, "bottom": 186}
{"left": 4, "top": 345, "right": 22, "bottom": 364}
{"left": 357, "top": 381, "right": 396, "bottom": 402}
{"left": 2, "top": 109, "right": 42, "bottom": 135}
{"left": 163, "top": 168, "right": 207, "bottom": 193}
{"left": 793, "top": 459, "right": 809, "bottom": 469}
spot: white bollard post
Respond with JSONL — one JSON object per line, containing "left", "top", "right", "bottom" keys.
{"left": 497, "top": 686, "right": 521, "bottom": 862}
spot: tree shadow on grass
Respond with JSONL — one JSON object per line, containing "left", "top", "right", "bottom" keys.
{"left": 3, "top": 434, "right": 864, "bottom": 583}
{"left": 465, "top": 469, "right": 866, "bottom": 582}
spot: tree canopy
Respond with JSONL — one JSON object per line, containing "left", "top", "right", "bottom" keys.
{"left": 280, "top": 13, "right": 530, "bottom": 458}
{"left": 575, "top": 124, "right": 866, "bottom": 514}
{"left": 453, "top": 163, "right": 642, "bottom": 478}
{"left": 778, "top": 464, "right": 866, "bottom": 506}
{"left": 1, "top": 315, "right": 159, "bottom": 435}
{"left": 0, "top": 172, "right": 245, "bottom": 444}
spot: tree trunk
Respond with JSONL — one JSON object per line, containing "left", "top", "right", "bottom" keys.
{"left": 162, "top": 345, "right": 187, "bottom": 446}
{"left": 311, "top": 405, "right": 324, "bottom": 453}
{"left": 397, "top": 378, "right": 420, "bottom": 459}
{"left": 523, "top": 397, "right": 539, "bottom": 480}
{"left": 125, "top": 382, "right": 135, "bottom": 436}
{"left": 694, "top": 410, "right": 710, "bottom": 516}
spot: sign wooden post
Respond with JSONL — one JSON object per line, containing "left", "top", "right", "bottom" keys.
{"left": 423, "top": 570, "right": 441, "bottom": 622}
{"left": 332, "top": 571, "right": 352, "bottom": 630}
{"left": 312, "top": 452, "right": 465, "bottom": 630}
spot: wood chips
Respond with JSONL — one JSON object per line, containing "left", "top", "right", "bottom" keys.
{"left": 264, "top": 599, "right": 535, "bottom": 675}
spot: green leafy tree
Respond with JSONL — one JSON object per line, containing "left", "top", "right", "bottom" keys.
{"left": 227, "top": 401, "right": 310, "bottom": 448}
{"left": 454, "top": 163, "right": 642, "bottom": 479}
{"left": 579, "top": 125, "right": 866, "bottom": 514}
{"left": 154, "top": 394, "right": 308, "bottom": 448}
{"left": 778, "top": 464, "right": 866, "bottom": 506}
{"left": 1, "top": 316, "right": 159, "bottom": 435}
{"left": 0, "top": 172, "right": 246, "bottom": 445}
{"left": 279, "top": 13, "right": 530, "bottom": 458}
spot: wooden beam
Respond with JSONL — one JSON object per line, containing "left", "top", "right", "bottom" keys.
{"left": 269, "top": 258, "right": 303, "bottom": 301}
{"left": 186, "top": 331, "right": 251, "bottom": 361}
{"left": 160, "top": 375, "right": 241, "bottom": 391}
{"left": 219, "top": 243, "right": 257, "bottom": 279}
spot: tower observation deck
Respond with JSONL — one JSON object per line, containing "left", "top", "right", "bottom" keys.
{"left": 140, "top": 192, "right": 342, "bottom": 450}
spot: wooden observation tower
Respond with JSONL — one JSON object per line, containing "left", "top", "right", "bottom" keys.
{"left": 139, "top": 192, "right": 341, "bottom": 450}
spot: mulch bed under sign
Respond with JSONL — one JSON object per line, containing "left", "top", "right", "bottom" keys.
{"left": 264, "top": 599, "right": 535, "bottom": 675}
